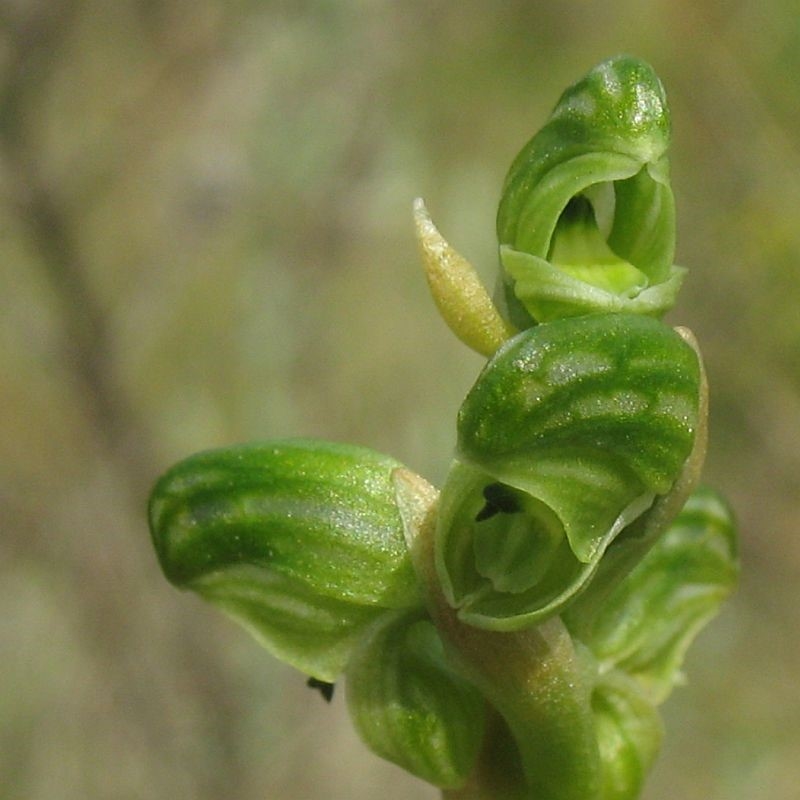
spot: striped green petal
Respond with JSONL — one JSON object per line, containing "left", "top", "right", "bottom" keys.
{"left": 591, "top": 669, "right": 663, "bottom": 800}
{"left": 148, "top": 439, "right": 423, "bottom": 680}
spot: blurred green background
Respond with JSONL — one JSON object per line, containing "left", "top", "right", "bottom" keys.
{"left": 1, "top": 1, "right": 798, "bottom": 798}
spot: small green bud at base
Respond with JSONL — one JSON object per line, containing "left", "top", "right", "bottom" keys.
{"left": 591, "top": 669, "right": 663, "bottom": 800}
{"left": 346, "top": 609, "right": 486, "bottom": 789}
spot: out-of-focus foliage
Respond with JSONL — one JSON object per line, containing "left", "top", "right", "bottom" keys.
{"left": 0, "top": 2, "right": 797, "bottom": 798}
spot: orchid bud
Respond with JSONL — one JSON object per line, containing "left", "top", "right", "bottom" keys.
{"left": 590, "top": 670, "right": 663, "bottom": 800}
{"left": 148, "top": 440, "right": 422, "bottom": 681}
{"left": 346, "top": 609, "right": 485, "bottom": 788}
{"left": 496, "top": 55, "right": 684, "bottom": 326}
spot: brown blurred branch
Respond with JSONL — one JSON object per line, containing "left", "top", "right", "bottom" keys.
{"left": 0, "top": 1, "right": 150, "bottom": 470}
{"left": 0, "top": 5, "right": 253, "bottom": 798}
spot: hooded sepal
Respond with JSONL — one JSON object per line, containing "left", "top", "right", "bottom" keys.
{"left": 436, "top": 314, "right": 701, "bottom": 631}
{"left": 496, "top": 56, "right": 678, "bottom": 325}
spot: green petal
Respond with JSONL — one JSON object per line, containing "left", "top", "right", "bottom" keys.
{"left": 346, "top": 609, "right": 485, "bottom": 789}
{"left": 148, "top": 439, "right": 422, "bottom": 680}
{"left": 192, "top": 566, "right": 384, "bottom": 682}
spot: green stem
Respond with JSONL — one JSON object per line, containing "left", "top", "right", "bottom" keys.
{"left": 394, "top": 469, "right": 601, "bottom": 800}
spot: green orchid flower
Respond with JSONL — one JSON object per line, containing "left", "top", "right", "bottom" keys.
{"left": 434, "top": 313, "right": 704, "bottom": 631}
{"left": 496, "top": 55, "right": 683, "bottom": 327}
